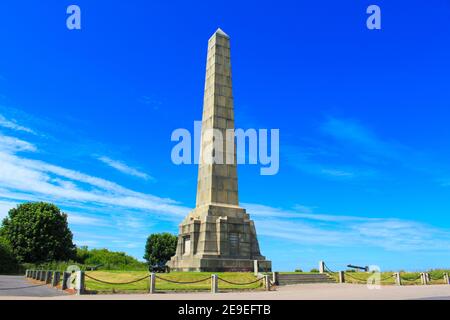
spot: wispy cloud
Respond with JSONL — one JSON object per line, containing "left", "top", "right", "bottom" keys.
{"left": 0, "top": 132, "right": 187, "bottom": 219}
{"left": 0, "top": 199, "right": 18, "bottom": 220}
{"left": 248, "top": 203, "right": 450, "bottom": 252}
{"left": 284, "top": 116, "right": 414, "bottom": 181}
{"left": 67, "top": 212, "right": 110, "bottom": 227}
{"left": 320, "top": 117, "right": 394, "bottom": 156}
{"left": 0, "top": 114, "right": 36, "bottom": 135}
{"left": 0, "top": 135, "right": 37, "bottom": 152}
{"left": 96, "top": 156, "right": 154, "bottom": 181}
{"left": 138, "top": 95, "right": 162, "bottom": 110}
{"left": 284, "top": 144, "right": 378, "bottom": 181}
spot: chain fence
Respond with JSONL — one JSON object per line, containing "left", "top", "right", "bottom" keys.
{"left": 217, "top": 277, "right": 264, "bottom": 286}
{"left": 429, "top": 274, "right": 444, "bottom": 281}
{"left": 84, "top": 273, "right": 150, "bottom": 285}
{"left": 154, "top": 275, "right": 211, "bottom": 284}
{"left": 399, "top": 274, "right": 422, "bottom": 283}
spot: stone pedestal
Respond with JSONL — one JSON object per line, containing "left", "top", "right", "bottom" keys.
{"left": 168, "top": 204, "right": 271, "bottom": 272}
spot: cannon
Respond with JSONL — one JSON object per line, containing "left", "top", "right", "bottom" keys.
{"left": 347, "top": 264, "right": 369, "bottom": 272}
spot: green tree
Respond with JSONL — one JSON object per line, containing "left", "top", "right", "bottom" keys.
{"left": 0, "top": 236, "right": 20, "bottom": 274}
{"left": 144, "top": 233, "right": 177, "bottom": 265}
{"left": 1, "top": 202, "right": 76, "bottom": 263}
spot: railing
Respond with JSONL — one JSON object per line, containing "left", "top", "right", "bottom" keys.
{"left": 22, "top": 269, "right": 271, "bottom": 295}
{"left": 318, "top": 262, "right": 450, "bottom": 286}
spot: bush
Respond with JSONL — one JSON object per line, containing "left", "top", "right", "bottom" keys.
{"left": 0, "top": 237, "right": 21, "bottom": 274}
{"left": 294, "top": 269, "right": 303, "bottom": 273}
{"left": 310, "top": 268, "right": 319, "bottom": 273}
{"left": 23, "top": 247, "right": 148, "bottom": 272}
{"left": 76, "top": 247, "right": 147, "bottom": 270}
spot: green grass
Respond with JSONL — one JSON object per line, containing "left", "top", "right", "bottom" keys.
{"left": 339, "top": 272, "right": 397, "bottom": 285}
{"left": 84, "top": 271, "right": 263, "bottom": 293}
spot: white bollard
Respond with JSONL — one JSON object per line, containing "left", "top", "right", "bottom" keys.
{"left": 444, "top": 273, "right": 450, "bottom": 285}
{"left": 253, "top": 260, "right": 259, "bottom": 276}
{"left": 75, "top": 271, "right": 85, "bottom": 295}
{"left": 149, "top": 273, "right": 156, "bottom": 294}
{"left": 421, "top": 273, "right": 428, "bottom": 285}
{"left": 319, "top": 261, "right": 325, "bottom": 274}
{"left": 272, "top": 272, "right": 278, "bottom": 285}
{"left": 211, "top": 274, "right": 218, "bottom": 294}
{"left": 339, "top": 271, "right": 345, "bottom": 283}
{"left": 395, "top": 272, "right": 402, "bottom": 286}
{"left": 264, "top": 275, "right": 270, "bottom": 291}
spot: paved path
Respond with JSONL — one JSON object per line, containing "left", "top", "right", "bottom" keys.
{"left": 1, "top": 283, "right": 450, "bottom": 300}
{"left": 0, "top": 275, "right": 65, "bottom": 297}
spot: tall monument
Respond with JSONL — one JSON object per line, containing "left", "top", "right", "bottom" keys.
{"left": 168, "top": 29, "right": 271, "bottom": 272}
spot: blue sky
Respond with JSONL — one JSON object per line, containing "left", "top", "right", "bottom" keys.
{"left": 1, "top": 0, "right": 450, "bottom": 271}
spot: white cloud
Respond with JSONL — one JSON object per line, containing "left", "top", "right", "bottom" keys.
{"left": 67, "top": 212, "right": 109, "bottom": 226}
{"left": 320, "top": 168, "right": 355, "bottom": 178}
{"left": 0, "top": 135, "right": 37, "bottom": 152}
{"left": 96, "top": 156, "right": 154, "bottom": 181}
{"left": 0, "top": 114, "right": 35, "bottom": 134}
{"left": 248, "top": 203, "right": 450, "bottom": 252}
{"left": 0, "top": 199, "right": 17, "bottom": 220}
{"left": 0, "top": 130, "right": 188, "bottom": 220}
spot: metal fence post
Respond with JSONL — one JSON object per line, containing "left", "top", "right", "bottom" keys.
{"left": 395, "top": 272, "right": 401, "bottom": 286}
{"left": 211, "top": 274, "right": 218, "bottom": 294}
{"left": 52, "top": 271, "right": 60, "bottom": 287}
{"left": 149, "top": 273, "right": 156, "bottom": 294}
{"left": 272, "top": 272, "right": 278, "bottom": 285}
{"left": 421, "top": 273, "right": 427, "bottom": 285}
{"left": 264, "top": 275, "right": 270, "bottom": 291}
{"left": 253, "top": 260, "right": 259, "bottom": 276}
{"left": 339, "top": 271, "right": 345, "bottom": 283}
{"left": 45, "top": 271, "right": 51, "bottom": 284}
{"left": 75, "top": 271, "right": 85, "bottom": 295}
{"left": 319, "top": 261, "right": 325, "bottom": 274}
{"left": 61, "top": 272, "right": 70, "bottom": 290}
{"left": 444, "top": 273, "right": 450, "bottom": 285}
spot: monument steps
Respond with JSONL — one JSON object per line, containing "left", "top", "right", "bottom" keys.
{"left": 277, "top": 273, "right": 336, "bottom": 285}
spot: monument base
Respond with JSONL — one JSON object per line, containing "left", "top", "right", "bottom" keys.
{"left": 169, "top": 256, "right": 271, "bottom": 272}
{"left": 167, "top": 204, "right": 271, "bottom": 272}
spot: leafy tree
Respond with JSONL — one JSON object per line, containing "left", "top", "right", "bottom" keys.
{"left": 1, "top": 202, "right": 76, "bottom": 263}
{"left": 144, "top": 233, "right": 177, "bottom": 265}
{"left": 0, "top": 236, "right": 20, "bottom": 274}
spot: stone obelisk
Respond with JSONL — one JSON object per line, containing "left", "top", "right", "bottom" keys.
{"left": 168, "top": 29, "right": 271, "bottom": 272}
